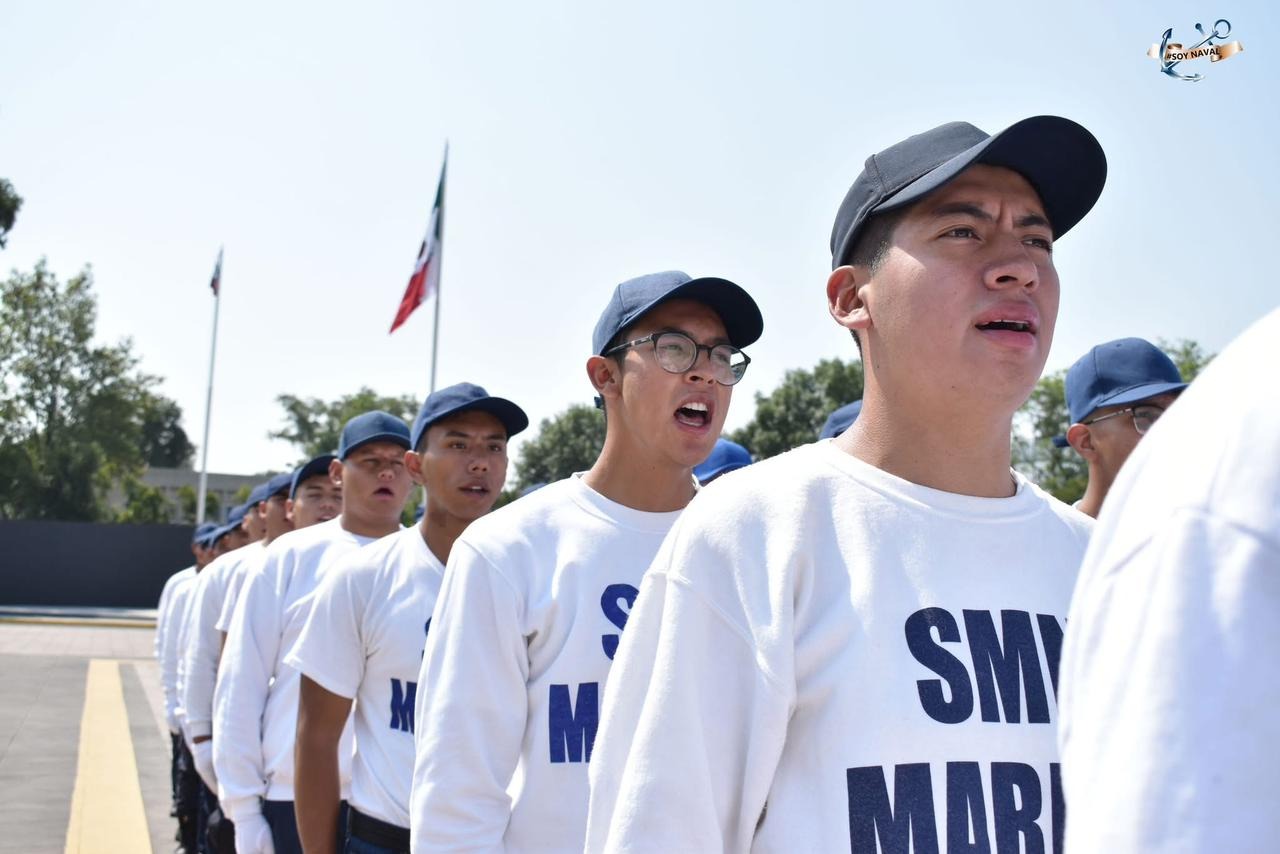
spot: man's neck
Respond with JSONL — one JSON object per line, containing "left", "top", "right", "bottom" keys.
{"left": 1075, "top": 466, "right": 1113, "bottom": 519}
{"left": 839, "top": 392, "right": 1017, "bottom": 498}
{"left": 339, "top": 510, "right": 401, "bottom": 540}
{"left": 583, "top": 435, "right": 697, "bottom": 513}
{"left": 418, "top": 506, "right": 471, "bottom": 566}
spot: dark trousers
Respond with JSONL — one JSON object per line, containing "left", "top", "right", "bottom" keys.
{"left": 174, "top": 737, "right": 201, "bottom": 852}
{"left": 198, "top": 778, "right": 236, "bottom": 853}
{"left": 262, "top": 799, "right": 349, "bottom": 854}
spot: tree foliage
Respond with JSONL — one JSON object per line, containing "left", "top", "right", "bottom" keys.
{"left": 729, "top": 357, "right": 864, "bottom": 459}
{"left": 512, "top": 404, "right": 605, "bottom": 491}
{"left": 0, "top": 178, "right": 21, "bottom": 250}
{"left": 0, "top": 261, "right": 191, "bottom": 520}
{"left": 1012, "top": 338, "right": 1215, "bottom": 503}
{"left": 177, "top": 485, "right": 220, "bottom": 525}
{"left": 271, "top": 387, "right": 420, "bottom": 460}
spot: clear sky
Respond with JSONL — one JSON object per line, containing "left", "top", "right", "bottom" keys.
{"left": 2, "top": 0, "right": 1276, "bottom": 477}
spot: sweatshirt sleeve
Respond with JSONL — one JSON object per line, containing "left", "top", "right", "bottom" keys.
{"left": 212, "top": 556, "right": 284, "bottom": 821}
{"left": 585, "top": 548, "right": 792, "bottom": 852}
{"left": 410, "top": 542, "right": 529, "bottom": 854}
{"left": 158, "top": 583, "right": 186, "bottom": 733}
{"left": 1060, "top": 512, "right": 1280, "bottom": 852}
{"left": 284, "top": 554, "right": 367, "bottom": 700}
{"left": 181, "top": 568, "right": 225, "bottom": 740}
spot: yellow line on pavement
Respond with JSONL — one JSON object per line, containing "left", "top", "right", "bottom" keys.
{"left": 64, "top": 659, "right": 153, "bottom": 854}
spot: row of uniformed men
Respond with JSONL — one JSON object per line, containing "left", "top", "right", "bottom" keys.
{"left": 151, "top": 110, "right": 1264, "bottom": 854}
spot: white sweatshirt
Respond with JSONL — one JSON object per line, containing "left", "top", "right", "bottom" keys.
{"left": 156, "top": 565, "right": 196, "bottom": 733}
{"left": 1059, "top": 308, "right": 1280, "bottom": 852}
{"left": 410, "top": 475, "right": 683, "bottom": 853}
{"left": 168, "top": 575, "right": 200, "bottom": 739}
{"left": 180, "top": 541, "right": 266, "bottom": 742}
{"left": 286, "top": 526, "right": 443, "bottom": 829}
{"left": 215, "top": 545, "right": 259, "bottom": 634}
{"left": 586, "top": 441, "right": 1092, "bottom": 853}
{"left": 213, "top": 518, "right": 374, "bottom": 820}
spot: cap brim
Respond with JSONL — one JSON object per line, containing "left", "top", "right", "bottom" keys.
{"left": 340, "top": 432, "right": 411, "bottom": 459}
{"left": 1052, "top": 435, "right": 1070, "bottom": 448}
{"left": 1095, "top": 381, "right": 1188, "bottom": 409}
{"left": 412, "top": 397, "right": 530, "bottom": 449}
{"left": 876, "top": 116, "right": 1107, "bottom": 240}
{"left": 608, "top": 276, "right": 764, "bottom": 352}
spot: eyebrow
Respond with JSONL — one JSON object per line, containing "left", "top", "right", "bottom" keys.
{"left": 442, "top": 429, "right": 507, "bottom": 441}
{"left": 928, "top": 201, "right": 1052, "bottom": 231}
{"left": 653, "top": 326, "right": 732, "bottom": 347}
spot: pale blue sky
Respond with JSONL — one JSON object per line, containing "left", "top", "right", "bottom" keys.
{"left": 2, "top": 0, "right": 1275, "bottom": 476}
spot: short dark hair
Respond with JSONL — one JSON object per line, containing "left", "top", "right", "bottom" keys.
{"left": 843, "top": 207, "right": 907, "bottom": 358}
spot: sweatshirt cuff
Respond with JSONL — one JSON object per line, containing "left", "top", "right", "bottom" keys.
{"left": 186, "top": 720, "right": 212, "bottom": 739}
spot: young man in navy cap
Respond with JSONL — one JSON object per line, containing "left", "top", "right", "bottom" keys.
{"left": 287, "top": 383, "right": 528, "bottom": 854}
{"left": 181, "top": 473, "right": 297, "bottom": 849}
{"left": 214, "top": 412, "right": 413, "bottom": 854}
{"left": 157, "top": 522, "right": 217, "bottom": 851}
{"left": 1055, "top": 338, "right": 1186, "bottom": 518}
{"left": 410, "top": 271, "right": 762, "bottom": 852}
{"left": 588, "top": 117, "right": 1107, "bottom": 852}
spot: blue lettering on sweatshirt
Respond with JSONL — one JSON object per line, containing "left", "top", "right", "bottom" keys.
{"left": 548, "top": 682, "right": 599, "bottom": 763}
{"left": 846, "top": 761, "right": 1063, "bottom": 854}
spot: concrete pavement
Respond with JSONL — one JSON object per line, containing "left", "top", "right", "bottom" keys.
{"left": 0, "top": 621, "right": 176, "bottom": 853}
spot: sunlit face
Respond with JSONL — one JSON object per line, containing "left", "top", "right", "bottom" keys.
{"left": 857, "top": 164, "right": 1059, "bottom": 412}
{"left": 1081, "top": 392, "right": 1180, "bottom": 480}
{"left": 262, "top": 493, "right": 293, "bottom": 538}
{"left": 244, "top": 506, "right": 267, "bottom": 540}
{"left": 412, "top": 410, "right": 509, "bottom": 524}
{"left": 287, "top": 474, "right": 342, "bottom": 528}
{"left": 607, "top": 299, "right": 734, "bottom": 469}
{"left": 336, "top": 440, "right": 413, "bottom": 526}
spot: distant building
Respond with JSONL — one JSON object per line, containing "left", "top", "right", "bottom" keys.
{"left": 106, "top": 467, "right": 270, "bottom": 523}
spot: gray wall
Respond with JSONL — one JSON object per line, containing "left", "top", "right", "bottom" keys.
{"left": 0, "top": 520, "right": 195, "bottom": 608}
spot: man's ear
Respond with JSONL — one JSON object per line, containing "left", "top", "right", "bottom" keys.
{"left": 404, "top": 449, "right": 426, "bottom": 485}
{"left": 586, "top": 355, "right": 621, "bottom": 405}
{"left": 285, "top": 498, "right": 296, "bottom": 523}
{"left": 1065, "top": 423, "right": 1098, "bottom": 461}
{"left": 828, "top": 265, "right": 871, "bottom": 336}
{"left": 328, "top": 458, "right": 344, "bottom": 487}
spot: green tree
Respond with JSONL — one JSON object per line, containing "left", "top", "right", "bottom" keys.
{"left": 512, "top": 404, "right": 605, "bottom": 491}
{"left": 1012, "top": 338, "right": 1214, "bottom": 503}
{"left": 118, "top": 477, "right": 173, "bottom": 524}
{"left": 177, "top": 485, "right": 220, "bottom": 524}
{"left": 0, "top": 178, "right": 21, "bottom": 249}
{"left": 729, "top": 357, "right": 865, "bottom": 459}
{"left": 272, "top": 387, "right": 420, "bottom": 459}
{"left": 139, "top": 393, "right": 196, "bottom": 467}
{"left": 0, "top": 261, "right": 186, "bottom": 520}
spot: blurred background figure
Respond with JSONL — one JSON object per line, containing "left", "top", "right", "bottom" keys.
{"left": 694, "top": 438, "right": 752, "bottom": 486}
{"left": 818, "top": 400, "right": 861, "bottom": 440}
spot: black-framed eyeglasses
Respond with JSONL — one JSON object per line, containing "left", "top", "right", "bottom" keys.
{"left": 604, "top": 331, "right": 751, "bottom": 386}
{"left": 1082, "top": 404, "right": 1165, "bottom": 436}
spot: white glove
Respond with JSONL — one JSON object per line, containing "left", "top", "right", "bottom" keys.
{"left": 191, "top": 739, "right": 217, "bottom": 791}
{"left": 233, "top": 811, "right": 276, "bottom": 854}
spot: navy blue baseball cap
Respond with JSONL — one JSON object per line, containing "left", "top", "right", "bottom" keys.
{"left": 265, "top": 471, "right": 293, "bottom": 498}
{"left": 212, "top": 502, "right": 250, "bottom": 542}
{"left": 290, "top": 454, "right": 337, "bottom": 498}
{"left": 193, "top": 522, "right": 218, "bottom": 545}
{"left": 831, "top": 116, "right": 1107, "bottom": 269}
{"left": 819, "top": 400, "right": 863, "bottom": 440}
{"left": 410, "top": 383, "right": 529, "bottom": 450}
{"left": 245, "top": 480, "right": 271, "bottom": 507}
{"left": 693, "top": 438, "right": 753, "bottom": 485}
{"left": 592, "top": 270, "right": 764, "bottom": 355}
{"left": 1052, "top": 338, "right": 1187, "bottom": 447}
{"left": 337, "top": 410, "right": 411, "bottom": 460}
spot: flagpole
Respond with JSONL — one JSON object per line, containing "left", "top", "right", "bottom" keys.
{"left": 429, "top": 143, "right": 448, "bottom": 394}
{"left": 196, "top": 249, "right": 222, "bottom": 525}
